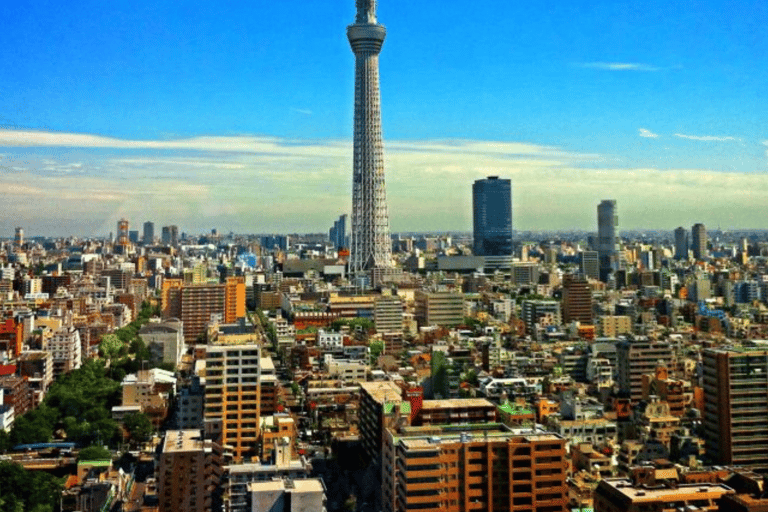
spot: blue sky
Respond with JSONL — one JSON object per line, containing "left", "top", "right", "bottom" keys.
{"left": 0, "top": 0, "right": 766, "bottom": 236}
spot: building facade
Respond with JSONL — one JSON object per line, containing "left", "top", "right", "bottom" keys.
{"left": 383, "top": 424, "right": 567, "bottom": 512}
{"left": 702, "top": 348, "right": 768, "bottom": 466}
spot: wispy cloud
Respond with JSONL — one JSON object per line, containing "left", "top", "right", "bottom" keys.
{"left": 291, "top": 108, "right": 313, "bottom": 116}
{"left": 0, "top": 128, "right": 766, "bottom": 234}
{"left": 638, "top": 128, "right": 659, "bottom": 139}
{"left": 580, "top": 62, "right": 661, "bottom": 72}
{"left": 674, "top": 133, "right": 739, "bottom": 142}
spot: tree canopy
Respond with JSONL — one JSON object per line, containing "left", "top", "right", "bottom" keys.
{"left": 0, "top": 460, "right": 63, "bottom": 512}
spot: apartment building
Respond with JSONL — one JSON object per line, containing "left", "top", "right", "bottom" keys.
{"left": 382, "top": 424, "right": 567, "bottom": 512}
{"left": 158, "top": 430, "right": 222, "bottom": 512}
{"left": 702, "top": 347, "right": 768, "bottom": 466}
{"left": 47, "top": 326, "right": 82, "bottom": 378}
{"left": 162, "top": 277, "right": 245, "bottom": 344}
{"left": 617, "top": 338, "right": 673, "bottom": 402}
{"left": 203, "top": 343, "right": 262, "bottom": 462}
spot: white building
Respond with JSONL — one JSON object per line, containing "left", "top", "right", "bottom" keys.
{"left": 317, "top": 329, "right": 343, "bottom": 350}
{"left": 249, "top": 478, "right": 326, "bottom": 512}
{"left": 48, "top": 326, "right": 82, "bottom": 378}
{"left": 139, "top": 319, "right": 185, "bottom": 367}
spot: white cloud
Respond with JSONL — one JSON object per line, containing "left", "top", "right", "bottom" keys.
{"left": 638, "top": 128, "right": 659, "bottom": 139}
{"left": 674, "top": 133, "right": 739, "bottom": 142}
{"left": 580, "top": 62, "right": 661, "bottom": 71}
{"left": 2, "top": 129, "right": 768, "bottom": 234}
{"left": 291, "top": 108, "right": 313, "bottom": 115}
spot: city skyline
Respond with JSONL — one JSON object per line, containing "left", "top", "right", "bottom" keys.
{"left": 1, "top": 1, "right": 766, "bottom": 236}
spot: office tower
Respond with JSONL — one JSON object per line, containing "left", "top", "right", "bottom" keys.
{"left": 616, "top": 339, "right": 673, "bottom": 402}
{"left": 329, "top": 214, "right": 348, "bottom": 250}
{"left": 117, "top": 218, "right": 130, "bottom": 249}
{"left": 162, "top": 225, "right": 179, "bottom": 246}
{"left": 158, "top": 430, "right": 221, "bottom": 512}
{"left": 203, "top": 344, "right": 262, "bottom": 462}
{"left": 597, "top": 200, "right": 620, "bottom": 281}
{"left": 673, "top": 226, "right": 688, "bottom": 260}
{"left": 562, "top": 274, "right": 593, "bottom": 325}
{"left": 414, "top": 290, "right": 464, "bottom": 328}
{"left": 13, "top": 227, "right": 23, "bottom": 249}
{"left": 472, "top": 176, "right": 513, "bottom": 256}
{"left": 128, "top": 230, "right": 139, "bottom": 244}
{"left": 702, "top": 348, "right": 768, "bottom": 466}
{"left": 579, "top": 250, "right": 599, "bottom": 280}
{"left": 143, "top": 221, "right": 155, "bottom": 245}
{"left": 348, "top": 0, "right": 393, "bottom": 276}
{"left": 691, "top": 223, "right": 707, "bottom": 260}
{"left": 382, "top": 424, "right": 567, "bottom": 512}
{"left": 374, "top": 294, "right": 404, "bottom": 336}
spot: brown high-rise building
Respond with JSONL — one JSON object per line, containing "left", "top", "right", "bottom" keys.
{"left": 383, "top": 424, "right": 567, "bottom": 512}
{"left": 562, "top": 274, "right": 593, "bottom": 325}
{"left": 162, "top": 277, "right": 245, "bottom": 344}
{"left": 703, "top": 348, "right": 768, "bottom": 466}
{"left": 158, "top": 430, "right": 221, "bottom": 512}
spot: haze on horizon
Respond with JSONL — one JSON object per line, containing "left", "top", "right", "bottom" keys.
{"left": 0, "top": 1, "right": 766, "bottom": 237}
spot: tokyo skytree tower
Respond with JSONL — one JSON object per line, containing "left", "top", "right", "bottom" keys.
{"left": 347, "top": 0, "right": 393, "bottom": 275}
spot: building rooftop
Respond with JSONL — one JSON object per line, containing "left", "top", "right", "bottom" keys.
{"left": 420, "top": 398, "right": 495, "bottom": 410}
{"left": 359, "top": 381, "right": 402, "bottom": 404}
{"left": 162, "top": 430, "right": 203, "bottom": 453}
{"left": 601, "top": 478, "right": 734, "bottom": 502}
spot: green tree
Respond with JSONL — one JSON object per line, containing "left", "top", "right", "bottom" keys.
{"left": 77, "top": 445, "right": 111, "bottom": 461}
{"left": 0, "top": 460, "right": 63, "bottom": 512}
{"left": 369, "top": 339, "right": 385, "bottom": 365}
{"left": 123, "top": 412, "right": 153, "bottom": 444}
{"left": 99, "top": 334, "right": 123, "bottom": 360}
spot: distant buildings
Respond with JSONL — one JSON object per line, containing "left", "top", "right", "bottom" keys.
{"left": 162, "top": 225, "right": 179, "bottom": 246}
{"left": 328, "top": 214, "right": 348, "bottom": 250}
{"left": 472, "top": 176, "right": 513, "bottom": 257}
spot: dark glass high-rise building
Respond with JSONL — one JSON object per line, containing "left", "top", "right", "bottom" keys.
{"left": 472, "top": 176, "right": 512, "bottom": 256}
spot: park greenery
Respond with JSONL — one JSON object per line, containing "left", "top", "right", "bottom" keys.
{"left": 0, "top": 460, "right": 64, "bottom": 512}
{"left": 331, "top": 317, "right": 374, "bottom": 332}
{"left": 0, "top": 301, "right": 163, "bottom": 509}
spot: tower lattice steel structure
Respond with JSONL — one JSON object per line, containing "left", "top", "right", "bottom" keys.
{"left": 348, "top": 0, "right": 393, "bottom": 275}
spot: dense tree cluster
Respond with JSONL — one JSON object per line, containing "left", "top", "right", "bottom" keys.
{"left": 10, "top": 359, "right": 122, "bottom": 447}
{"left": 0, "top": 460, "right": 63, "bottom": 512}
